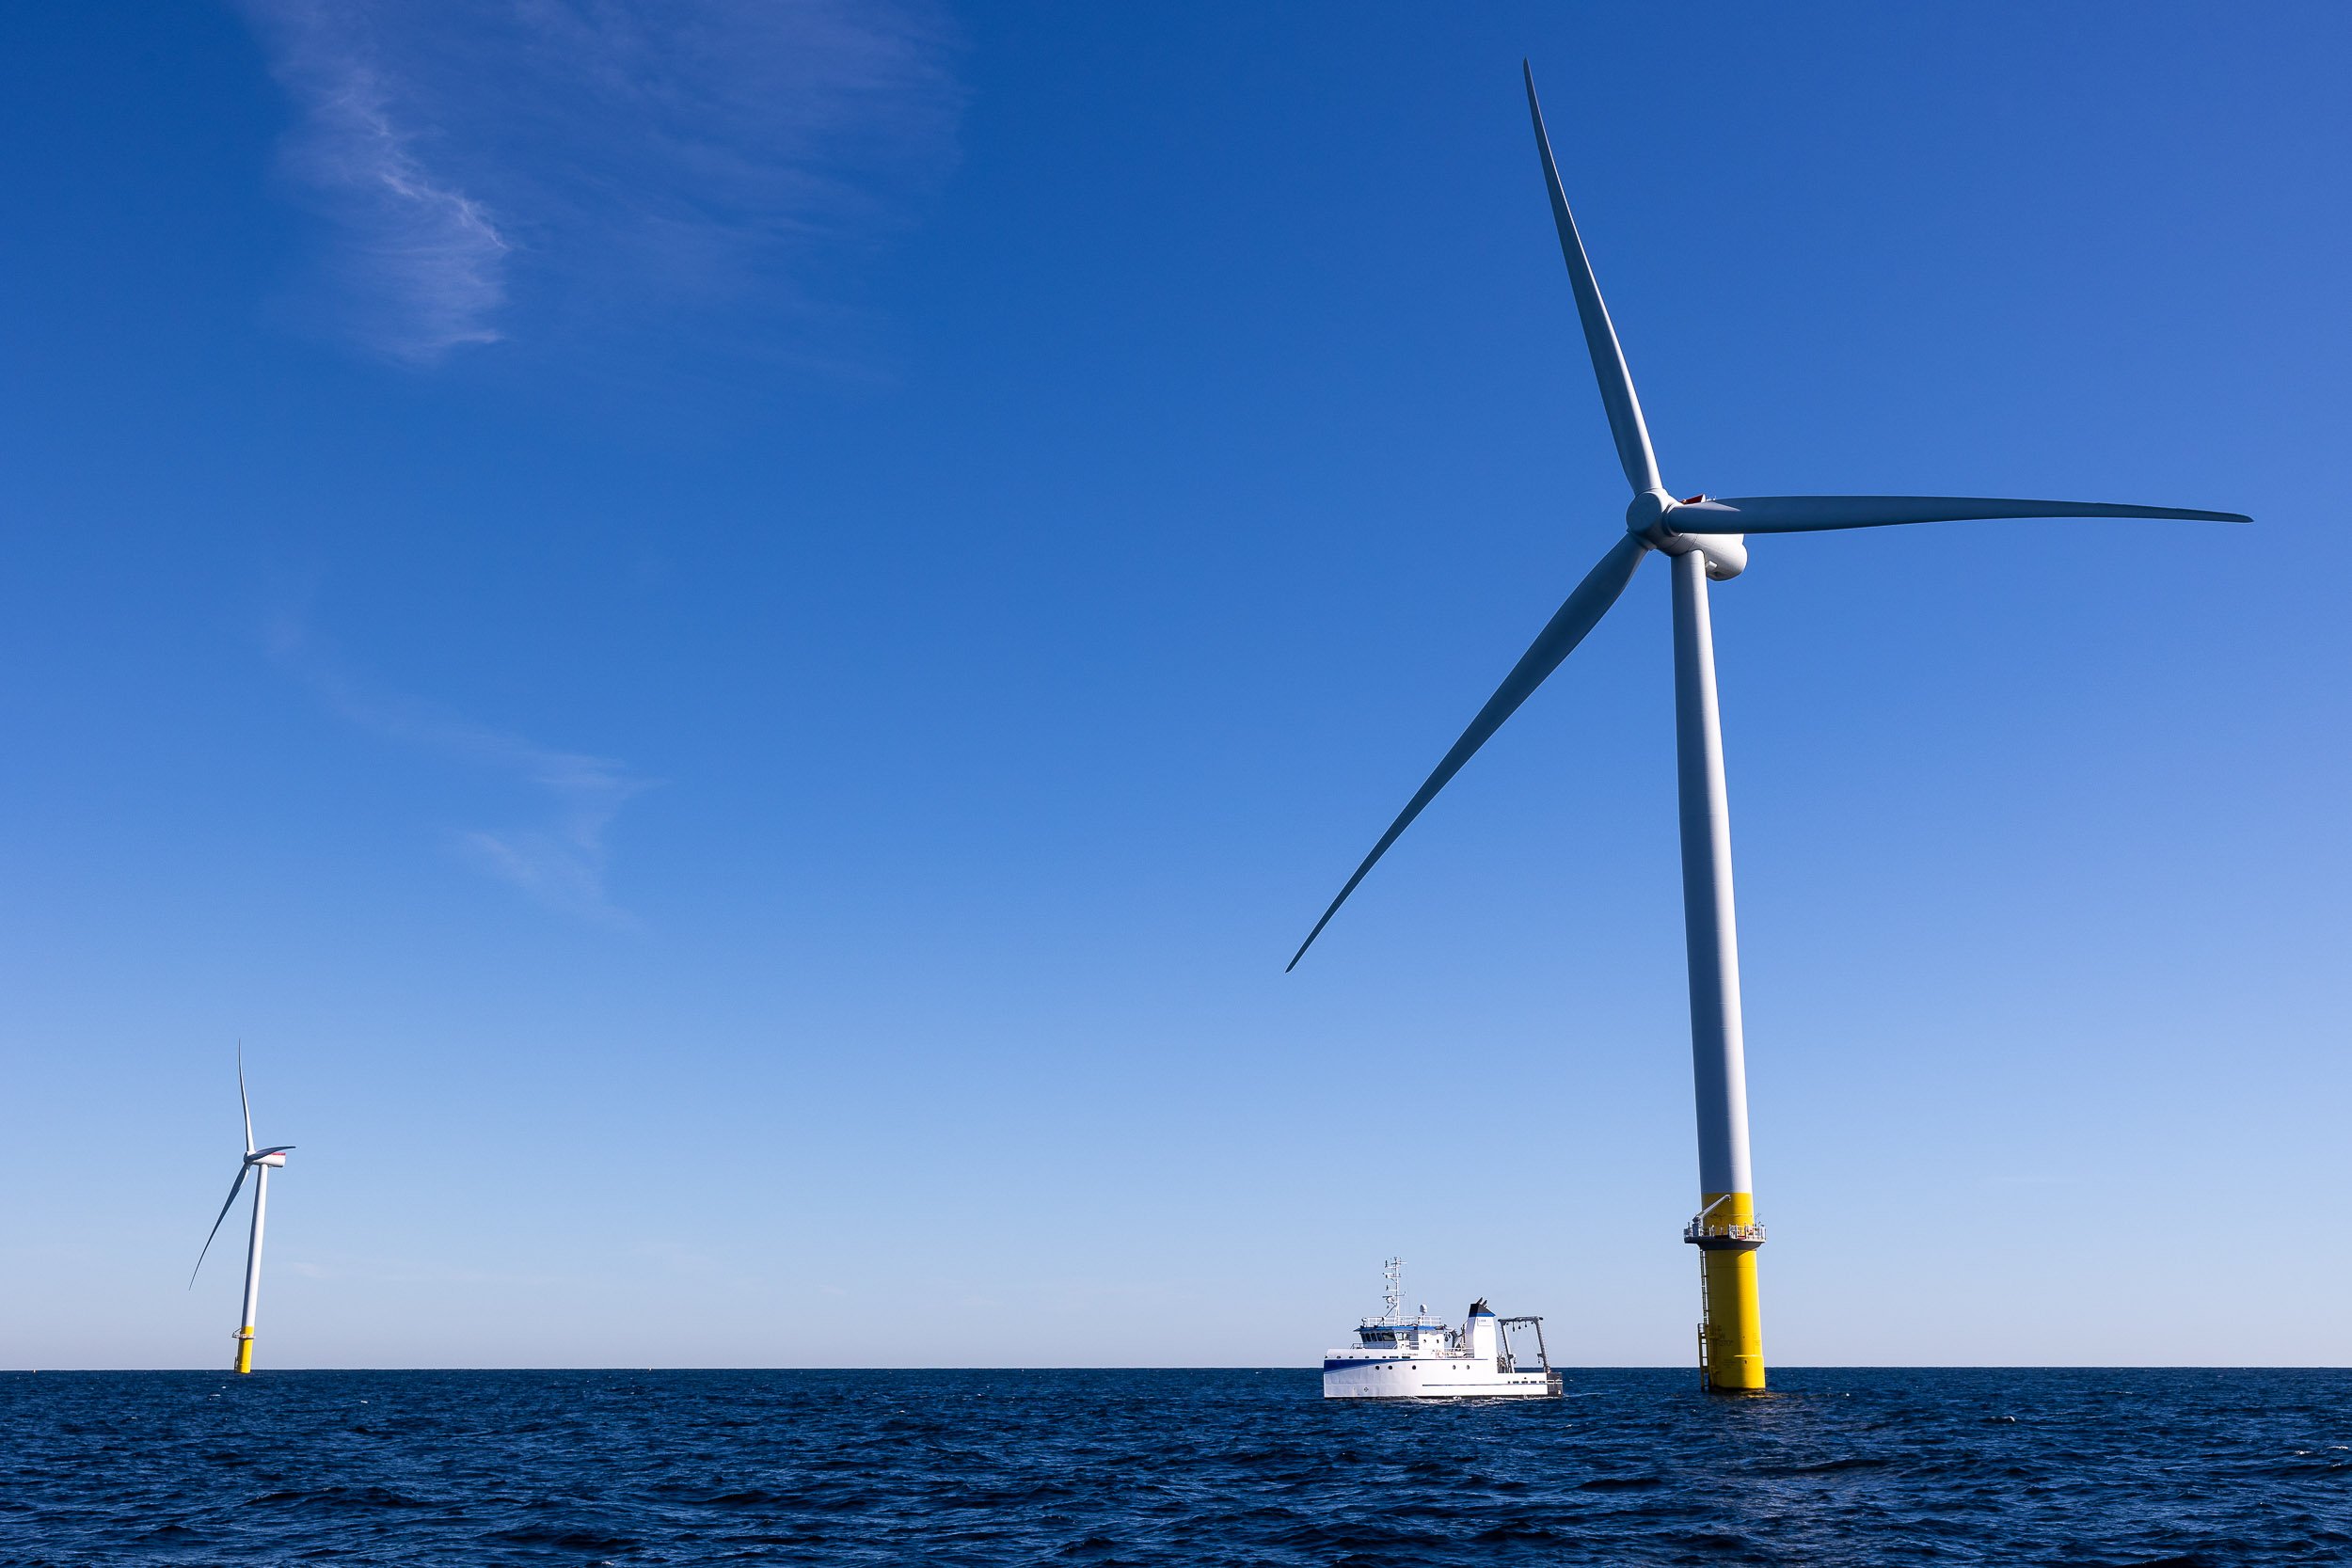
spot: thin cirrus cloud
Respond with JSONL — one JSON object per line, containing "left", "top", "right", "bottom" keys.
{"left": 269, "top": 615, "right": 654, "bottom": 927}
{"left": 236, "top": 0, "right": 964, "bottom": 364}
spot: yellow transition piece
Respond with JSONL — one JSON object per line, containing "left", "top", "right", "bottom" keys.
{"left": 233, "top": 1327, "right": 255, "bottom": 1375}
{"left": 1698, "top": 1191, "right": 1765, "bottom": 1392}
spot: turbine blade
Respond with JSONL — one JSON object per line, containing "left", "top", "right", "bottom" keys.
{"left": 237, "top": 1043, "right": 254, "bottom": 1156}
{"left": 1288, "top": 533, "right": 1650, "bottom": 971}
{"left": 1523, "top": 63, "right": 1661, "bottom": 497}
{"left": 1675, "top": 495, "right": 2251, "bottom": 534}
{"left": 190, "top": 1165, "right": 250, "bottom": 1286}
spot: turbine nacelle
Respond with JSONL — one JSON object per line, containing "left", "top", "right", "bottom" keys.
{"left": 1627, "top": 489, "right": 1747, "bottom": 580}
{"left": 1658, "top": 521, "right": 1748, "bottom": 581}
{"left": 249, "top": 1147, "right": 294, "bottom": 1168}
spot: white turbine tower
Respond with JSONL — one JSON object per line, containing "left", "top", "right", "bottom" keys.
{"left": 1287, "top": 65, "right": 2249, "bottom": 1393}
{"left": 190, "top": 1050, "right": 294, "bottom": 1374}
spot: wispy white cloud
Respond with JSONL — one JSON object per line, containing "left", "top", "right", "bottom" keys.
{"left": 240, "top": 1, "right": 513, "bottom": 362}
{"left": 237, "top": 0, "right": 962, "bottom": 364}
{"left": 270, "top": 616, "right": 652, "bottom": 926}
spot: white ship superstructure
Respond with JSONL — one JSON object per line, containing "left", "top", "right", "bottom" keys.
{"left": 1322, "top": 1259, "right": 1560, "bottom": 1400}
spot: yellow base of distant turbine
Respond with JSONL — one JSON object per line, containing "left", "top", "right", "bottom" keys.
{"left": 234, "top": 1327, "right": 255, "bottom": 1375}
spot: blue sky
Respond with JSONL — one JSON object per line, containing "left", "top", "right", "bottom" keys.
{"left": 2, "top": 1, "right": 2345, "bottom": 1370}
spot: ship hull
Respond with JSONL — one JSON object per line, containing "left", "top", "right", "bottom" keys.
{"left": 1321, "top": 1357, "right": 1561, "bottom": 1400}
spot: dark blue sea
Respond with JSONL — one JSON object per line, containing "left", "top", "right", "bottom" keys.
{"left": 4, "top": 1369, "right": 2346, "bottom": 1565}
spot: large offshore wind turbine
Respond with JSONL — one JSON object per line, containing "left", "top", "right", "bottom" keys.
{"left": 190, "top": 1050, "right": 295, "bottom": 1374}
{"left": 1286, "top": 66, "right": 2248, "bottom": 1392}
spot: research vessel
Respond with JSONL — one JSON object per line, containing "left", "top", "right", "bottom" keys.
{"left": 1322, "top": 1259, "right": 1560, "bottom": 1400}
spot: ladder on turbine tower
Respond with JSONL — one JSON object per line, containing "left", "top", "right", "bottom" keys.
{"left": 1695, "top": 1262, "right": 1711, "bottom": 1388}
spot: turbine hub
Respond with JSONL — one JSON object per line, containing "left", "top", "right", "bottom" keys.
{"left": 1624, "top": 487, "right": 1677, "bottom": 541}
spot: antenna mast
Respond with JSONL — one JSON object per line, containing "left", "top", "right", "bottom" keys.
{"left": 1381, "top": 1257, "right": 1403, "bottom": 1320}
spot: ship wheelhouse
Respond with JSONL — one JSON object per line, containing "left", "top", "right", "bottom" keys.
{"left": 1353, "top": 1310, "right": 1452, "bottom": 1354}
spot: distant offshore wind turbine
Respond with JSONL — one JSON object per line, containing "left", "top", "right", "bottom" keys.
{"left": 190, "top": 1050, "right": 295, "bottom": 1374}
{"left": 1287, "top": 65, "right": 2248, "bottom": 1393}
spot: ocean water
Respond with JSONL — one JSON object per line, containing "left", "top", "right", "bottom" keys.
{"left": 3, "top": 1369, "right": 2345, "bottom": 1565}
